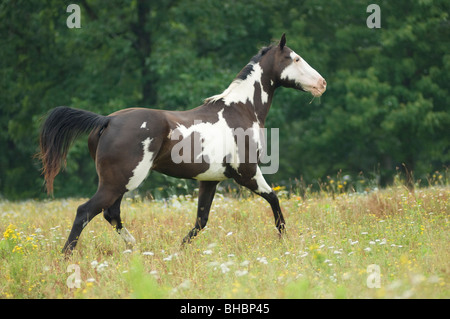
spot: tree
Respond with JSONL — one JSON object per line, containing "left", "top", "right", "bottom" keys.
{"left": 270, "top": 0, "right": 449, "bottom": 187}
{"left": 0, "top": 0, "right": 448, "bottom": 199}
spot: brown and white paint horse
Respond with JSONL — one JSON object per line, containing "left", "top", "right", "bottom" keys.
{"left": 39, "top": 34, "right": 326, "bottom": 254}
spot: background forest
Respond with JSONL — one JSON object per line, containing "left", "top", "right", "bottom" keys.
{"left": 0, "top": 0, "right": 448, "bottom": 199}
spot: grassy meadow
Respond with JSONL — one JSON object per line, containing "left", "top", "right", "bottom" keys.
{"left": 0, "top": 184, "right": 449, "bottom": 299}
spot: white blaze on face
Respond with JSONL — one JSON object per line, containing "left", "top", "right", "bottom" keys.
{"left": 126, "top": 137, "right": 154, "bottom": 190}
{"left": 280, "top": 51, "right": 326, "bottom": 97}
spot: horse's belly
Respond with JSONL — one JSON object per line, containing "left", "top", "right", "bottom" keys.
{"left": 193, "top": 163, "right": 228, "bottom": 181}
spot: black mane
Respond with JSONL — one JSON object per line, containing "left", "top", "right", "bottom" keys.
{"left": 236, "top": 45, "right": 274, "bottom": 81}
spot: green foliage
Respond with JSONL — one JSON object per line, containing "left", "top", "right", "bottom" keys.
{"left": 125, "top": 255, "right": 167, "bottom": 299}
{"left": 0, "top": 0, "right": 448, "bottom": 199}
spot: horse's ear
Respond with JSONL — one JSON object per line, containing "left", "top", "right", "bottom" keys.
{"left": 279, "top": 33, "right": 286, "bottom": 50}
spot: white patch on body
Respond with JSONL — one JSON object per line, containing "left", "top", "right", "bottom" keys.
{"left": 280, "top": 51, "right": 323, "bottom": 94}
{"left": 140, "top": 122, "right": 147, "bottom": 129}
{"left": 251, "top": 121, "right": 263, "bottom": 154}
{"left": 194, "top": 165, "right": 228, "bottom": 181}
{"left": 126, "top": 137, "right": 154, "bottom": 190}
{"left": 206, "top": 63, "right": 268, "bottom": 106}
{"left": 174, "top": 110, "right": 238, "bottom": 181}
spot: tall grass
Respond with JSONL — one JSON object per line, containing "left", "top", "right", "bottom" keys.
{"left": 0, "top": 183, "right": 448, "bottom": 298}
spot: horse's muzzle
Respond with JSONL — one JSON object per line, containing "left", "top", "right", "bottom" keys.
{"left": 311, "top": 78, "right": 327, "bottom": 97}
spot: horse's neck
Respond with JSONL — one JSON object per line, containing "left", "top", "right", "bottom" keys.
{"left": 205, "top": 61, "right": 277, "bottom": 125}
{"left": 220, "top": 75, "right": 275, "bottom": 125}
{"left": 252, "top": 76, "right": 275, "bottom": 126}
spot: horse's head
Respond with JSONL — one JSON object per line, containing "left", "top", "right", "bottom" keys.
{"left": 271, "top": 34, "right": 326, "bottom": 97}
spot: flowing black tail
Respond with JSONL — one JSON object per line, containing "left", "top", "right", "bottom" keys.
{"left": 39, "top": 106, "right": 110, "bottom": 195}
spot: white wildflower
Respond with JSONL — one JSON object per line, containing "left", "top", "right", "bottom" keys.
{"left": 163, "top": 253, "right": 177, "bottom": 261}
{"left": 235, "top": 270, "right": 248, "bottom": 277}
{"left": 256, "top": 257, "right": 268, "bottom": 264}
{"left": 142, "top": 251, "right": 154, "bottom": 256}
{"left": 220, "top": 263, "right": 230, "bottom": 273}
{"left": 96, "top": 261, "right": 108, "bottom": 272}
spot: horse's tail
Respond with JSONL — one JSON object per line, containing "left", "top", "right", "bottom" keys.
{"left": 38, "top": 106, "right": 110, "bottom": 195}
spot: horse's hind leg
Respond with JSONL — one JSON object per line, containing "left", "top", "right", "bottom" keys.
{"left": 103, "top": 195, "right": 136, "bottom": 249}
{"left": 62, "top": 187, "right": 120, "bottom": 255}
{"left": 182, "top": 181, "right": 219, "bottom": 244}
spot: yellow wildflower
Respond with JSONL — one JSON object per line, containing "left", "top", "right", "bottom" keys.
{"left": 3, "top": 224, "right": 16, "bottom": 239}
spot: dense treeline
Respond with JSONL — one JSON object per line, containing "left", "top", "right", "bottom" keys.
{"left": 0, "top": 0, "right": 448, "bottom": 199}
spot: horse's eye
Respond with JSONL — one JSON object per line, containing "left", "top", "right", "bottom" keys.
{"left": 295, "top": 57, "right": 300, "bottom": 62}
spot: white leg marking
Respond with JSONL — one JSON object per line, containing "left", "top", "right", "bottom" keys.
{"left": 253, "top": 166, "right": 272, "bottom": 194}
{"left": 126, "top": 137, "right": 154, "bottom": 191}
{"left": 119, "top": 227, "right": 136, "bottom": 247}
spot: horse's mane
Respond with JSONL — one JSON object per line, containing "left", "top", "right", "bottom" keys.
{"left": 236, "top": 45, "right": 274, "bottom": 81}
{"left": 204, "top": 45, "right": 275, "bottom": 104}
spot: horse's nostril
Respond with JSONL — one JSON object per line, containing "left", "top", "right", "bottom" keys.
{"left": 322, "top": 79, "right": 327, "bottom": 87}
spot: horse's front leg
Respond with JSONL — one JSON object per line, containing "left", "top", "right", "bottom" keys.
{"left": 259, "top": 190, "right": 286, "bottom": 235}
{"left": 182, "top": 180, "right": 219, "bottom": 244}
{"left": 234, "top": 166, "right": 286, "bottom": 235}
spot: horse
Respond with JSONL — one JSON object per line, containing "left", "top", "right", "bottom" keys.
{"left": 39, "top": 34, "right": 326, "bottom": 254}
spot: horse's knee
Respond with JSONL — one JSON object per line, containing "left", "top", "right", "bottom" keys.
{"left": 73, "top": 203, "right": 90, "bottom": 227}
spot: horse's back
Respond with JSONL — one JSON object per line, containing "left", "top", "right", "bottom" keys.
{"left": 88, "top": 108, "right": 167, "bottom": 160}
